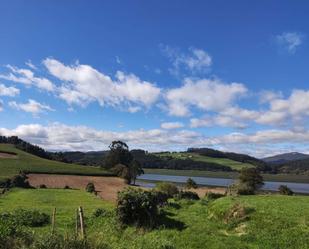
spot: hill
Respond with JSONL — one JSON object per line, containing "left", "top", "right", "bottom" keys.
{"left": 153, "top": 151, "right": 254, "bottom": 170}
{"left": 1, "top": 189, "right": 309, "bottom": 248}
{"left": 271, "top": 158, "right": 309, "bottom": 175}
{"left": 0, "top": 144, "right": 113, "bottom": 184}
{"left": 263, "top": 152, "right": 309, "bottom": 164}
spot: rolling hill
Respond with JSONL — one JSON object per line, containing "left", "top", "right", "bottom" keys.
{"left": 154, "top": 152, "right": 255, "bottom": 170}
{"left": 263, "top": 152, "right": 309, "bottom": 164}
{"left": 0, "top": 144, "right": 113, "bottom": 184}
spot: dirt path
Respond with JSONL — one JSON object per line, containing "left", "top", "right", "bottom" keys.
{"left": 27, "top": 174, "right": 127, "bottom": 202}
{"left": 0, "top": 152, "right": 17, "bottom": 158}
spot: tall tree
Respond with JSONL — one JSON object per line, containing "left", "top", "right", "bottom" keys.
{"left": 238, "top": 168, "right": 264, "bottom": 194}
{"left": 104, "top": 141, "right": 133, "bottom": 168}
{"left": 130, "top": 160, "right": 144, "bottom": 185}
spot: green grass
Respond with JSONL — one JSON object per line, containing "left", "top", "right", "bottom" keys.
{"left": 144, "top": 168, "right": 309, "bottom": 183}
{"left": 0, "top": 188, "right": 112, "bottom": 232}
{"left": 154, "top": 152, "right": 254, "bottom": 170}
{"left": 1, "top": 188, "right": 309, "bottom": 248}
{"left": 0, "top": 144, "right": 113, "bottom": 182}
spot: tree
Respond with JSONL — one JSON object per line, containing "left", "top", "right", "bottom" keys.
{"left": 104, "top": 141, "right": 133, "bottom": 168}
{"left": 238, "top": 168, "right": 264, "bottom": 194}
{"left": 130, "top": 160, "right": 144, "bottom": 185}
{"left": 185, "top": 178, "right": 198, "bottom": 189}
{"left": 278, "top": 185, "right": 293, "bottom": 195}
{"left": 86, "top": 182, "right": 95, "bottom": 193}
{"left": 105, "top": 141, "right": 144, "bottom": 184}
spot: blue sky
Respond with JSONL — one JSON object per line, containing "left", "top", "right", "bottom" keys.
{"left": 0, "top": 0, "right": 309, "bottom": 157}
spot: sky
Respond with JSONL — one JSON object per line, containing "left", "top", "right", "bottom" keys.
{"left": 0, "top": 0, "right": 309, "bottom": 157}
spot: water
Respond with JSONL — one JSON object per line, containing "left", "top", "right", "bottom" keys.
{"left": 137, "top": 174, "right": 309, "bottom": 194}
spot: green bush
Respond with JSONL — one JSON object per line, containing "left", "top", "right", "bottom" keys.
{"left": 155, "top": 182, "right": 179, "bottom": 198}
{"left": 31, "top": 234, "right": 92, "bottom": 249}
{"left": 117, "top": 188, "right": 159, "bottom": 228}
{"left": 10, "top": 174, "right": 31, "bottom": 188}
{"left": 152, "top": 190, "right": 169, "bottom": 206}
{"left": 278, "top": 185, "right": 294, "bottom": 195}
{"left": 0, "top": 209, "right": 50, "bottom": 227}
{"left": 39, "top": 184, "right": 47, "bottom": 189}
{"left": 85, "top": 182, "right": 95, "bottom": 193}
{"left": 175, "top": 191, "right": 200, "bottom": 200}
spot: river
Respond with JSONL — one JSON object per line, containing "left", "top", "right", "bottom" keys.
{"left": 137, "top": 173, "right": 309, "bottom": 194}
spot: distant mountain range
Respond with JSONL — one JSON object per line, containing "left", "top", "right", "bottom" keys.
{"left": 262, "top": 152, "right": 309, "bottom": 165}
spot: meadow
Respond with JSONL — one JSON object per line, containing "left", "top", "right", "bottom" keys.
{"left": 0, "top": 144, "right": 112, "bottom": 183}
{"left": 1, "top": 188, "right": 309, "bottom": 249}
{"left": 154, "top": 152, "right": 254, "bottom": 170}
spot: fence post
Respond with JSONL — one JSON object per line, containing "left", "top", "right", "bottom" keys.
{"left": 51, "top": 207, "right": 56, "bottom": 234}
{"left": 78, "top": 206, "right": 85, "bottom": 239}
{"left": 75, "top": 208, "right": 79, "bottom": 236}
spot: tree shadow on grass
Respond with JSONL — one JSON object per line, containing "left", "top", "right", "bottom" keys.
{"left": 156, "top": 211, "right": 186, "bottom": 231}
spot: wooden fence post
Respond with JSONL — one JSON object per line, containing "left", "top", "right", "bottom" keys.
{"left": 78, "top": 206, "right": 85, "bottom": 239}
{"left": 51, "top": 207, "right": 56, "bottom": 234}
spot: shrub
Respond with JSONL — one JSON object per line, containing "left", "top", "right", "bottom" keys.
{"left": 175, "top": 191, "right": 200, "bottom": 200}
{"left": 39, "top": 184, "right": 47, "bottom": 189}
{"left": 155, "top": 182, "right": 179, "bottom": 198}
{"left": 85, "top": 183, "right": 95, "bottom": 193}
{"left": 9, "top": 209, "right": 49, "bottom": 227}
{"left": 152, "top": 190, "right": 169, "bottom": 206}
{"left": 64, "top": 185, "right": 71, "bottom": 189}
{"left": 226, "top": 182, "right": 256, "bottom": 196}
{"left": 10, "top": 174, "right": 31, "bottom": 188}
{"left": 117, "top": 188, "right": 159, "bottom": 228}
{"left": 278, "top": 185, "right": 294, "bottom": 195}
{"left": 31, "top": 234, "right": 92, "bottom": 249}
{"left": 185, "top": 178, "right": 198, "bottom": 189}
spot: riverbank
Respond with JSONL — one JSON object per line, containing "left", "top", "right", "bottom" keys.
{"left": 144, "top": 168, "right": 309, "bottom": 183}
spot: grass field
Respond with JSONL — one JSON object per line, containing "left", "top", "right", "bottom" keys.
{"left": 154, "top": 152, "right": 254, "bottom": 170}
{"left": 144, "top": 168, "right": 309, "bottom": 183}
{"left": 0, "top": 144, "right": 113, "bottom": 182}
{"left": 1, "top": 188, "right": 309, "bottom": 248}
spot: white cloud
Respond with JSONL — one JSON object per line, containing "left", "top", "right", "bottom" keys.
{"left": 162, "top": 46, "right": 212, "bottom": 75}
{"left": 161, "top": 122, "right": 184, "bottom": 129}
{"left": 43, "top": 58, "right": 161, "bottom": 110}
{"left": 257, "top": 89, "right": 309, "bottom": 125}
{"left": 127, "top": 106, "right": 142, "bottom": 113}
{"left": 0, "top": 65, "right": 55, "bottom": 92}
{"left": 1, "top": 123, "right": 309, "bottom": 157}
{"left": 0, "top": 83, "right": 20, "bottom": 97}
{"left": 190, "top": 115, "right": 247, "bottom": 129}
{"left": 0, "top": 100, "right": 3, "bottom": 112}
{"left": 276, "top": 32, "right": 304, "bottom": 54}
{"left": 25, "top": 60, "right": 37, "bottom": 70}
{"left": 165, "top": 78, "right": 247, "bottom": 116}
{"left": 9, "top": 99, "right": 54, "bottom": 114}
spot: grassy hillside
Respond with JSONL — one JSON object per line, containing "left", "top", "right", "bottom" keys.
{"left": 0, "top": 144, "right": 113, "bottom": 182}
{"left": 155, "top": 152, "right": 255, "bottom": 170}
{"left": 0, "top": 188, "right": 309, "bottom": 248}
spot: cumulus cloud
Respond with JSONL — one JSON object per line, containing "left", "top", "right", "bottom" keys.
{"left": 43, "top": 58, "right": 161, "bottom": 109}
{"left": 276, "top": 32, "right": 304, "bottom": 54}
{"left": 165, "top": 78, "right": 247, "bottom": 116}
{"left": 256, "top": 89, "right": 309, "bottom": 126}
{"left": 0, "top": 83, "right": 20, "bottom": 97}
{"left": 1, "top": 123, "right": 309, "bottom": 157}
{"left": 0, "top": 65, "right": 55, "bottom": 92}
{"left": 9, "top": 99, "right": 54, "bottom": 114}
{"left": 162, "top": 46, "right": 212, "bottom": 75}
{"left": 161, "top": 122, "right": 184, "bottom": 129}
